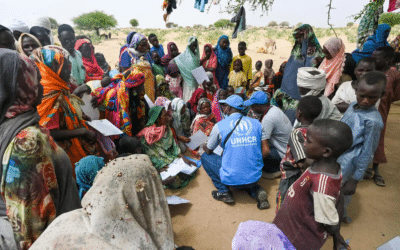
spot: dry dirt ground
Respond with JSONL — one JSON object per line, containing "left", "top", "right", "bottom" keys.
{"left": 95, "top": 31, "right": 400, "bottom": 250}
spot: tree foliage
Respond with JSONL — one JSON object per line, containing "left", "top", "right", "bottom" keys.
{"left": 166, "top": 22, "right": 178, "bottom": 28}
{"left": 73, "top": 11, "right": 117, "bottom": 36}
{"left": 279, "top": 21, "right": 290, "bottom": 27}
{"left": 48, "top": 18, "right": 58, "bottom": 29}
{"left": 346, "top": 22, "right": 354, "bottom": 27}
{"left": 130, "top": 19, "right": 139, "bottom": 27}
{"left": 224, "top": 0, "right": 274, "bottom": 14}
{"left": 268, "top": 21, "right": 278, "bottom": 27}
{"left": 296, "top": 22, "right": 303, "bottom": 27}
{"left": 214, "top": 19, "right": 235, "bottom": 29}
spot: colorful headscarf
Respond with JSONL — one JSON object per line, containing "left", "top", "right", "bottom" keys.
{"left": 92, "top": 68, "right": 145, "bottom": 136}
{"left": 191, "top": 98, "right": 215, "bottom": 134}
{"left": 16, "top": 33, "right": 42, "bottom": 57}
{"left": 319, "top": 38, "right": 346, "bottom": 97}
{"left": 155, "top": 96, "right": 172, "bottom": 111}
{"left": 75, "top": 155, "right": 105, "bottom": 199}
{"left": 201, "top": 43, "right": 218, "bottom": 69}
{"left": 211, "top": 89, "right": 225, "bottom": 122}
{"left": 390, "top": 34, "right": 400, "bottom": 52}
{"left": 137, "top": 106, "right": 167, "bottom": 145}
{"left": 167, "top": 61, "right": 180, "bottom": 75}
{"left": 215, "top": 35, "right": 233, "bottom": 68}
{"left": 291, "top": 24, "right": 324, "bottom": 60}
{"left": 188, "top": 88, "right": 205, "bottom": 113}
{"left": 352, "top": 23, "right": 391, "bottom": 63}
{"left": 357, "top": 0, "right": 384, "bottom": 49}
{"left": 161, "top": 42, "right": 179, "bottom": 67}
{"left": 74, "top": 39, "right": 104, "bottom": 81}
{"left": 270, "top": 89, "right": 299, "bottom": 112}
{"left": 174, "top": 36, "right": 200, "bottom": 89}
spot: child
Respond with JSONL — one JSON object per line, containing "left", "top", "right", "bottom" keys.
{"left": 94, "top": 52, "right": 111, "bottom": 76}
{"left": 226, "top": 86, "right": 235, "bottom": 97}
{"left": 332, "top": 57, "right": 378, "bottom": 113}
{"left": 274, "top": 119, "right": 353, "bottom": 250}
{"left": 211, "top": 89, "right": 228, "bottom": 122}
{"left": 248, "top": 60, "right": 263, "bottom": 98}
{"left": 191, "top": 98, "right": 216, "bottom": 136}
{"left": 148, "top": 33, "right": 165, "bottom": 58}
{"left": 165, "top": 62, "right": 183, "bottom": 98}
{"left": 228, "top": 59, "right": 247, "bottom": 89}
{"left": 151, "top": 50, "right": 165, "bottom": 77}
{"left": 231, "top": 41, "right": 252, "bottom": 86}
{"left": 276, "top": 95, "right": 322, "bottom": 211}
{"left": 155, "top": 75, "right": 175, "bottom": 100}
{"left": 117, "top": 136, "right": 143, "bottom": 157}
{"left": 370, "top": 46, "right": 400, "bottom": 186}
{"left": 338, "top": 71, "right": 386, "bottom": 223}
{"left": 264, "top": 59, "right": 275, "bottom": 93}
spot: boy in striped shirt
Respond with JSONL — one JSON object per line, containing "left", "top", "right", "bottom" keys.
{"left": 276, "top": 96, "right": 322, "bottom": 210}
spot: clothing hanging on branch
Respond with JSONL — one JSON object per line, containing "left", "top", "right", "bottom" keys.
{"left": 231, "top": 6, "right": 246, "bottom": 39}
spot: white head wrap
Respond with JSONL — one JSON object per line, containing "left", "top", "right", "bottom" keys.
{"left": 4, "top": 19, "right": 29, "bottom": 33}
{"left": 29, "top": 17, "right": 54, "bottom": 45}
{"left": 297, "top": 67, "right": 326, "bottom": 97}
{"left": 206, "top": 71, "right": 214, "bottom": 81}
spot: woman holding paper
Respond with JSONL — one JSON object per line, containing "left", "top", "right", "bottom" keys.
{"left": 173, "top": 36, "right": 200, "bottom": 102}
{"left": 31, "top": 46, "right": 101, "bottom": 174}
{"left": 137, "top": 106, "right": 197, "bottom": 188}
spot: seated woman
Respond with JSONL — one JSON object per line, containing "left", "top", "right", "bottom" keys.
{"left": 31, "top": 46, "right": 101, "bottom": 176}
{"left": 137, "top": 106, "right": 195, "bottom": 169}
{"left": 211, "top": 89, "right": 228, "bottom": 122}
{"left": 75, "top": 155, "right": 105, "bottom": 199}
{"left": 92, "top": 67, "right": 147, "bottom": 137}
{"left": 17, "top": 33, "right": 42, "bottom": 56}
{"left": 171, "top": 98, "right": 191, "bottom": 152}
{"left": 187, "top": 88, "right": 207, "bottom": 115}
{"left": 75, "top": 39, "right": 106, "bottom": 82}
{"left": 30, "top": 155, "right": 181, "bottom": 249}
{"left": 270, "top": 89, "right": 299, "bottom": 125}
{"left": 0, "top": 50, "right": 80, "bottom": 249}
{"left": 94, "top": 52, "right": 111, "bottom": 75}
{"left": 191, "top": 98, "right": 217, "bottom": 136}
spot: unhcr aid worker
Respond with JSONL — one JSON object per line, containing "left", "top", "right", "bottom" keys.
{"left": 201, "top": 95, "right": 270, "bottom": 210}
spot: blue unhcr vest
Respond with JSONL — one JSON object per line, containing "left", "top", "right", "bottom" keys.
{"left": 217, "top": 113, "right": 263, "bottom": 186}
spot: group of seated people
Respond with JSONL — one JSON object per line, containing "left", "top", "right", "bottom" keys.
{"left": 0, "top": 18, "right": 398, "bottom": 249}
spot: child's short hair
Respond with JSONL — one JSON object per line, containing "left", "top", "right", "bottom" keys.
{"left": 375, "top": 46, "right": 395, "bottom": 61}
{"left": 234, "top": 59, "right": 243, "bottom": 65}
{"left": 58, "top": 24, "right": 75, "bottom": 35}
{"left": 359, "top": 70, "right": 387, "bottom": 90}
{"left": 118, "top": 136, "right": 140, "bottom": 155}
{"left": 357, "top": 57, "right": 377, "bottom": 68}
{"left": 148, "top": 33, "right": 157, "bottom": 40}
{"left": 297, "top": 96, "right": 322, "bottom": 121}
{"left": 310, "top": 119, "right": 353, "bottom": 158}
{"left": 256, "top": 60, "right": 262, "bottom": 65}
{"left": 238, "top": 41, "right": 246, "bottom": 47}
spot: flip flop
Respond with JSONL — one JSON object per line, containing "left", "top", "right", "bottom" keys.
{"left": 364, "top": 168, "right": 374, "bottom": 180}
{"left": 373, "top": 174, "right": 386, "bottom": 187}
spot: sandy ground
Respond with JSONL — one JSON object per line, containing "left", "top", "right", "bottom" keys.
{"left": 94, "top": 31, "right": 400, "bottom": 250}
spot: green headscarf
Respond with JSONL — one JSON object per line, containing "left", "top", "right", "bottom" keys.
{"left": 146, "top": 106, "right": 164, "bottom": 126}
{"left": 174, "top": 36, "right": 200, "bottom": 89}
{"left": 291, "top": 24, "right": 324, "bottom": 60}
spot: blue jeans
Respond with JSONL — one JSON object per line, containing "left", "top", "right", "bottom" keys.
{"left": 263, "top": 146, "right": 282, "bottom": 173}
{"left": 201, "top": 153, "right": 261, "bottom": 198}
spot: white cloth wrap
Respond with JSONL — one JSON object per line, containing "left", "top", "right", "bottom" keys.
{"left": 297, "top": 67, "right": 326, "bottom": 97}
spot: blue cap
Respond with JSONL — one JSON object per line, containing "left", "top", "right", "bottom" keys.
{"left": 219, "top": 95, "right": 244, "bottom": 110}
{"left": 244, "top": 91, "right": 269, "bottom": 106}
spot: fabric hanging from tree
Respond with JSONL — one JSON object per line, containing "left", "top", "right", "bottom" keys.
{"left": 231, "top": 6, "right": 246, "bottom": 39}
{"left": 357, "top": 0, "right": 384, "bottom": 49}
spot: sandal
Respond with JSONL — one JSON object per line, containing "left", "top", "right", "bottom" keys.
{"left": 364, "top": 168, "right": 374, "bottom": 180}
{"left": 373, "top": 174, "right": 386, "bottom": 187}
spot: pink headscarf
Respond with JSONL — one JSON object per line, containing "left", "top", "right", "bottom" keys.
{"left": 319, "top": 38, "right": 345, "bottom": 97}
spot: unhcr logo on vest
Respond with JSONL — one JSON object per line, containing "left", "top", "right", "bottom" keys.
{"left": 229, "top": 119, "right": 257, "bottom": 147}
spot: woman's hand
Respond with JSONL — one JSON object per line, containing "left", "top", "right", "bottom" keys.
{"left": 178, "top": 136, "right": 191, "bottom": 143}
{"left": 91, "top": 96, "right": 100, "bottom": 108}
{"left": 83, "top": 129, "right": 97, "bottom": 142}
{"left": 182, "top": 157, "right": 197, "bottom": 167}
{"left": 72, "top": 84, "right": 91, "bottom": 98}
{"left": 162, "top": 176, "right": 176, "bottom": 185}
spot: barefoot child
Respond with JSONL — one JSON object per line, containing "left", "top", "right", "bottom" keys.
{"left": 264, "top": 59, "right": 275, "bottom": 91}
{"left": 248, "top": 60, "right": 263, "bottom": 98}
{"left": 165, "top": 62, "right": 183, "bottom": 98}
{"left": 369, "top": 46, "right": 400, "bottom": 186}
{"left": 229, "top": 59, "right": 247, "bottom": 90}
{"left": 148, "top": 33, "right": 165, "bottom": 58}
{"left": 274, "top": 119, "right": 353, "bottom": 250}
{"left": 338, "top": 71, "right": 386, "bottom": 223}
{"left": 276, "top": 95, "right": 322, "bottom": 210}
{"left": 231, "top": 41, "right": 252, "bottom": 86}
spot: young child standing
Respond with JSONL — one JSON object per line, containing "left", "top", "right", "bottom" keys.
{"left": 247, "top": 61, "right": 263, "bottom": 98}
{"left": 231, "top": 41, "right": 252, "bottom": 86}
{"left": 274, "top": 119, "right": 353, "bottom": 250}
{"left": 338, "top": 71, "right": 386, "bottom": 224}
{"left": 228, "top": 59, "right": 247, "bottom": 89}
{"left": 165, "top": 62, "right": 183, "bottom": 98}
{"left": 264, "top": 59, "right": 275, "bottom": 88}
{"left": 369, "top": 46, "right": 400, "bottom": 186}
{"left": 148, "top": 33, "right": 165, "bottom": 58}
{"left": 151, "top": 50, "right": 165, "bottom": 77}
{"left": 276, "top": 95, "right": 322, "bottom": 210}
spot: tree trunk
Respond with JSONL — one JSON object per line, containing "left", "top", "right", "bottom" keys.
{"left": 95, "top": 28, "right": 100, "bottom": 36}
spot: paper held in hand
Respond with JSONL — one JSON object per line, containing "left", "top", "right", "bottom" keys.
{"left": 160, "top": 158, "right": 198, "bottom": 181}
{"left": 144, "top": 94, "right": 155, "bottom": 108}
{"left": 185, "top": 130, "right": 208, "bottom": 150}
{"left": 166, "top": 195, "right": 190, "bottom": 205}
{"left": 87, "top": 119, "right": 124, "bottom": 136}
{"left": 80, "top": 93, "right": 100, "bottom": 120}
{"left": 191, "top": 66, "right": 210, "bottom": 85}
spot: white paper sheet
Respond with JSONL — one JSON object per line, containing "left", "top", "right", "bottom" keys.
{"left": 185, "top": 130, "right": 208, "bottom": 150}
{"left": 80, "top": 94, "right": 100, "bottom": 120}
{"left": 378, "top": 236, "right": 400, "bottom": 250}
{"left": 87, "top": 119, "right": 123, "bottom": 136}
{"left": 166, "top": 195, "right": 190, "bottom": 205}
{"left": 213, "top": 145, "right": 224, "bottom": 156}
{"left": 191, "top": 66, "right": 210, "bottom": 85}
{"left": 160, "top": 158, "right": 198, "bottom": 180}
{"left": 144, "top": 94, "right": 155, "bottom": 108}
